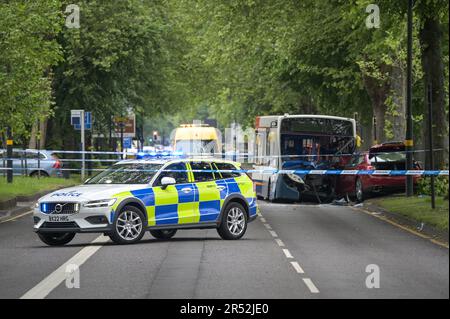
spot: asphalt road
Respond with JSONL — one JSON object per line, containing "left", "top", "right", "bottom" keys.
{"left": 0, "top": 201, "right": 448, "bottom": 299}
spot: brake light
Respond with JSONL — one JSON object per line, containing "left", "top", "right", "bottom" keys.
{"left": 52, "top": 160, "right": 61, "bottom": 169}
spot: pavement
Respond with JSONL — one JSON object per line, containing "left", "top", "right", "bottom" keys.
{"left": 0, "top": 201, "right": 448, "bottom": 299}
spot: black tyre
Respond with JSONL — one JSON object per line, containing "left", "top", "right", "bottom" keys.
{"left": 355, "top": 177, "right": 365, "bottom": 203}
{"left": 109, "top": 205, "right": 146, "bottom": 245}
{"left": 217, "top": 202, "right": 248, "bottom": 240}
{"left": 30, "top": 171, "right": 49, "bottom": 178}
{"left": 150, "top": 229, "right": 177, "bottom": 240}
{"left": 38, "top": 232, "right": 75, "bottom": 246}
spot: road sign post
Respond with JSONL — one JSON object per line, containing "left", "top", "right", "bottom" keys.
{"left": 71, "top": 110, "right": 91, "bottom": 181}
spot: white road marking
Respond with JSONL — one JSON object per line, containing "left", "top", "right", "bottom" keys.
{"left": 290, "top": 261, "right": 304, "bottom": 274}
{"left": 20, "top": 235, "right": 109, "bottom": 299}
{"left": 282, "top": 249, "right": 293, "bottom": 258}
{"left": 274, "top": 238, "right": 285, "bottom": 247}
{"left": 303, "top": 278, "right": 320, "bottom": 294}
{"left": 0, "top": 210, "right": 32, "bottom": 224}
{"left": 260, "top": 217, "right": 266, "bottom": 223}
{"left": 264, "top": 223, "right": 272, "bottom": 230}
{"left": 269, "top": 230, "right": 278, "bottom": 238}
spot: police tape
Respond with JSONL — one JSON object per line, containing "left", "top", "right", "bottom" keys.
{"left": 1, "top": 167, "right": 448, "bottom": 176}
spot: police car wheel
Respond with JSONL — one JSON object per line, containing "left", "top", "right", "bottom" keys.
{"left": 150, "top": 229, "right": 177, "bottom": 240}
{"left": 217, "top": 202, "right": 247, "bottom": 240}
{"left": 38, "top": 232, "right": 75, "bottom": 246}
{"left": 110, "top": 206, "right": 146, "bottom": 244}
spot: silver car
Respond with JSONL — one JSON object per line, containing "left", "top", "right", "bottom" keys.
{"left": 0, "top": 149, "right": 62, "bottom": 177}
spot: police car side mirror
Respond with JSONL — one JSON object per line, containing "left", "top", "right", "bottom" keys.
{"left": 161, "top": 177, "right": 176, "bottom": 189}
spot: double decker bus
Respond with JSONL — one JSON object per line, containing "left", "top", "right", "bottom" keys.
{"left": 252, "top": 114, "right": 356, "bottom": 202}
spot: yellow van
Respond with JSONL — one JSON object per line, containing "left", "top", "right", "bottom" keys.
{"left": 171, "top": 124, "right": 222, "bottom": 155}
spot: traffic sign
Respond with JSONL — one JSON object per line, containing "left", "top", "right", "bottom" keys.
{"left": 123, "top": 137, "right": 132, "bottom": 149}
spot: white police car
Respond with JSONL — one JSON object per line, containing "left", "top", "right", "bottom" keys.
{"left": 33, "top": 158, "right": 258, "bottom": 245}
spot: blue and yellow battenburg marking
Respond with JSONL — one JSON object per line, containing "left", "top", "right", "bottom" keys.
{"left": 109, "top": 176, "right": 257, "bottom": 226}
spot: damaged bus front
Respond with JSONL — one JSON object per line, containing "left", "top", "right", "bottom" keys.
{"left": 252, "top": 115, "right": 356, "bottom": 202}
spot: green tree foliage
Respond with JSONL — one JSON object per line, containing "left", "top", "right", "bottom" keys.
{"left": 48, "top": 0, "right": 190, "bottom": 149}
{"left": 0, "top": 0, "right": 62, "bottom": 144}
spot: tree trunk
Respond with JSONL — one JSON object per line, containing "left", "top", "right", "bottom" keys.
{"left": 28, "top": 118, "right": 48, "bottom": 149}
{"left": 419, "top": 17, "right": 449, "bottom": 169}
{"left": 361, "top": 63, "right": 391, "bottom": 144}
{"left": 388, "top": 64, "right": 406, "bottom": 142}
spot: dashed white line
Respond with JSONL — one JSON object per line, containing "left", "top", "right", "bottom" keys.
{"left": 303, "top": 278, "right": 320, "bottom": 294}
{"left": 282, "top": 249, "right": 294, "bottom": 259}
{"left": 274, "top": 238, "right": 285, "bottom": 247}
{"left": 269, "top": 230, "right": 278, "bottom": 238}
{"left": 260, "top": 217, "right": 266, "bottom": 223}
{"left": 264, "top": 223, "right": 272, "bottom": 230}
{"left": 20, "top": 235, "right": 109, "bottom": 299}
{"left": 290, "top": 261, "right": 304, "bottom": 274}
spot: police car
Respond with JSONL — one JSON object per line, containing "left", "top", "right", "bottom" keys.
{"left": 33, "top": 158, "right": 258, "bottom": 245}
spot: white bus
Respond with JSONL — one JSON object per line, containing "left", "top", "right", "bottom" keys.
{"left": 252, "top": 114, "right": 357, "bottom": 202}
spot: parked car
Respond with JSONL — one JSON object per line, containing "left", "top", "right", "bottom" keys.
{"left": 0, "top": 149, "right": 62, "bottom": 177}
{"left": 337, "top": 142, "right": 422, "bottom": 202}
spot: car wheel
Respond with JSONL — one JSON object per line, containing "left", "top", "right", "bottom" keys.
{"left": 109, "top": 205, "right": 146, "bottom": 245}
{"left": 30, "top": 171, "right": 49, "bottom": 177}
{"left": 150, "top": 229, "right": 177, "bottom": 240}
{"left": 355, "top": 177, "right": 364, "bottom": 203}
{"left": 38, "top": 233, "right": 75, "bottom": 246}
{"left": 217, "top": 202, "right": 248, "bottom": 240}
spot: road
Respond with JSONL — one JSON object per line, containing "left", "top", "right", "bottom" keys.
{"left": 0, "top": 201, "right": 448, "bottom": 299}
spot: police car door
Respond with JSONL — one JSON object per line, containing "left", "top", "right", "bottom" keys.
{"left": 153, "top": 162, "right": 195, "bottom": 225}
{"left": 189, "top": 161, "right": 222, "bottom": 222}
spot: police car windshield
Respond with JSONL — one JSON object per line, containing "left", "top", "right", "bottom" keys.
{"left": 86, "top": 163, "right": 163, "bottom": 184}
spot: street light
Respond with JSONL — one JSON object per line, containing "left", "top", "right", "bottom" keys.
{"left": 405, "top": 0, "right": 414, "bottom": 196}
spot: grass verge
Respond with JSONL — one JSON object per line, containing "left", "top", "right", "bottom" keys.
{"left": 0, "top": 176, "right": 80, "bottom": 202}
{"left": 368, "top": 195, "right": 449, "bottom": 231}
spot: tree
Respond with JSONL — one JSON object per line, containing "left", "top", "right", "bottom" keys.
{"left": 0, "top": 0, "right": 62, "bottom": 147}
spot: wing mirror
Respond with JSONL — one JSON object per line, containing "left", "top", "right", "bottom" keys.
{"left": 161, "top": 177, "right": 176, "bottom": 189}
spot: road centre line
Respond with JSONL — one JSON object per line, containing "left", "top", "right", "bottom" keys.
{"left": 20, "top": 235, "right": 109, "bottom": 299}
{"left": 282, "top": 249, "right": 294, "bottom": 258}
{"left": 303, "top": 278, "right": 320, "bottom": 293}
{"left": 275, "top": 238, "right": 285, "bottom": 247}
{"left": 264, "top": 223, "right": 272, "bottom": 230}
{"left": 260, "top": 217, "right": 266, "bottom": 223}
{"left": 269, "top": 230, "right": 278, "bottom": 237}
{"left": 290, "top": 261, "right": 305, "bottom": 274}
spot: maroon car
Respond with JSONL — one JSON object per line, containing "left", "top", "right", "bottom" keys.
{"left": 336, "top": 142, "right": 422, "bottom": 202}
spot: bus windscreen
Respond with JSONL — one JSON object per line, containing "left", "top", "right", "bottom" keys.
{"left": 280, "top": 118, "right": 354, "bottom": 136}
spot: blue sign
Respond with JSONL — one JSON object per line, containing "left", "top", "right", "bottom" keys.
{"left": 123, "top": 137, "right": 132, "bottom": 149}
{"left": 72, "top": 112, "right": 92, "bottom": 130}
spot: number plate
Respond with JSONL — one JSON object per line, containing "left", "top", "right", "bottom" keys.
{"left": 48, "top": 215, "right": 70, "bottom": 222}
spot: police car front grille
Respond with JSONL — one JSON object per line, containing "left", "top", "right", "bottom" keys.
{"left": 40, "top": 203, "right": 79, "bottom": 215}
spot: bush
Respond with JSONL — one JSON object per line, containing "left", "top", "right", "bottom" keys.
{"left": 418, "top": 176, "right": 449, "bottom": 199}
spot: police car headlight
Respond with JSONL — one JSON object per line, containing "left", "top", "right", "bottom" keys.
{"left": 35, "top": 202, "right": 39, "bottom": 208}
{"left": 83, "top": 198, "right": 117, "bottom": 208}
